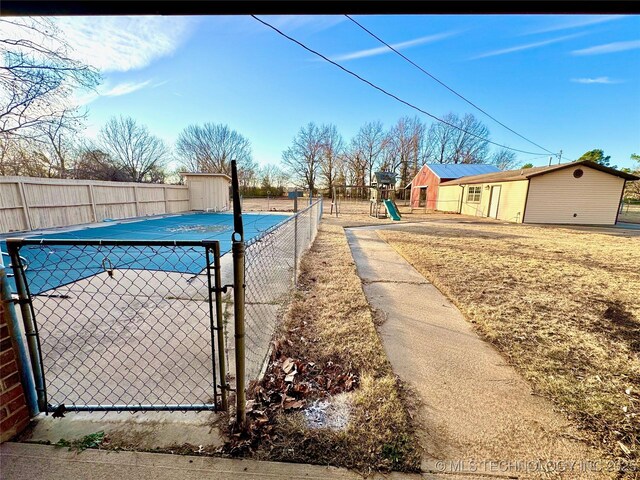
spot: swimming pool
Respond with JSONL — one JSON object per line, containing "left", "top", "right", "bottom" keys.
{"left": 1, "top": 211, "right": 289, "bottom": 294}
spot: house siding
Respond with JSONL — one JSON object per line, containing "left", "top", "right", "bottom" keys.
{"left": 436, "top": 185, "right": 463, "bottom": 212}
{"left": 437, "top": 180, "right": 529, "bottom": 223}
{"left": 524, "top": 165, "right": 624, "bottom": 225}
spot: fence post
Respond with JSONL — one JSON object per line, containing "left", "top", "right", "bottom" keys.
{"left": 294, "top": 213, "right": 298, "bottom": 287}
{"left": 133, "top": 185, "right": 140, "bottom": 217}
{"left": 88, "top": 184, "right": 98, "bottom": 222}
{"left": 17, "top": 181, "right": 32, "bottom": 231}
{"left": 230, "top": 160, "right": 246, "bottom": 428}
{"left": 212, "top": 242, "right": 227, "bottom": 411}
{"left": 6, "top": 241, "right": 46, "bottom": 414}
{"left": 0, "top": 268, "right": 38, "bottom": 417}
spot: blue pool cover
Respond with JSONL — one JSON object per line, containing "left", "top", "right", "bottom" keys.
{"left": 1, "top": 212, "right": 289, "bottom": 295}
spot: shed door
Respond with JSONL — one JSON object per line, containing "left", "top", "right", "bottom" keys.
{"left": 419, "top": 187, "right": 427, "bottom": 208}
{"left": 191, "top": 180, "right": 204, "bottom": 210}
{"left": 488, "top": 185, "right": 501, "bottom": 218}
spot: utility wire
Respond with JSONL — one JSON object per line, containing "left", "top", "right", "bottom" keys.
{"left": 252, "top": 15, "right": 552, "bottom": 157}
{"left": 345, "top": 15, "right": 558, "bottom": 157}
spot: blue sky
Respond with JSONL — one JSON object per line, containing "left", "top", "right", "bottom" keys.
{"left": 58, "top": 14, "right": 640, "bottom": 169}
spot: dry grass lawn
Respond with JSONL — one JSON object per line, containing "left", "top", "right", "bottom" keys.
{"left": 377, "top": 221, "right": 639, "bottom": 469}
{"left": 254, "top": 221, "right": 421, "bottom": 473}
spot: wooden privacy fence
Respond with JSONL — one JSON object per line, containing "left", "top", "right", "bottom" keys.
{"left": 0, "top": 176, "right": 190, "bottom": 233}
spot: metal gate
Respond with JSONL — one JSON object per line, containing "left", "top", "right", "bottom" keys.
{"left": 5, "top": 239, "right": 227, "bottom": 413}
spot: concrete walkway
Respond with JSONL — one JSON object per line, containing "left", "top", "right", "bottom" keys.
{"left": 346, "top": 228, "right": 603, "bottom": 478}
{"left": 2, "top": 442, "right": 468, "bottom": 480}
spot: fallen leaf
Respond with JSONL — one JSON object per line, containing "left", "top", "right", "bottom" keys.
{"left": 282, "top": 358, "right": 296, "bottom": 374}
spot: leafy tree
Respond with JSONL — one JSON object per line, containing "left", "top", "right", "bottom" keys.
{"left": 522, "top": 163, "right": 534, "bottom": 169}
{"left": 578, "top": 149, "right": 616, "bottom": 168}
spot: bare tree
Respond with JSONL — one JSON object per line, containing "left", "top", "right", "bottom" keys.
{"left": 0, "top": 135, "right": 50, "bottom": 176}
{"left": 426, "top": 113, "right": 490, "bottom": 164}
{"left": 319, "top": 124, "right": 344, "bottom": 192}
{"left": 176, "top": 123, "right": 253, "bottom": 175}
{"left": 260, "top": 163, "right": 289, "bottom": 190}
{"left": 0, "top": 18, "right": 100, "bottom": 140}
{"left": 72, "top": 144, "right": 130, "bottom": 181}
{"left": 99, "top": 116, "right": 169, "bottom": 183}
{"left": 352, "top": 121, "right": 385, "bottom": 185}
{"left": 282, "top": 122, "right": 324, "bottom": 192}
{"left": 490, "top": 148, "right": 518, "bottom": 170}
{"left": 383, "top": 116, "right": 426, "bottom": 190}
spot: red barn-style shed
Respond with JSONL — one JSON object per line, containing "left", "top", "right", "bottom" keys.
{"left": 408, "top": 164, "right": 501, "bottom": 210}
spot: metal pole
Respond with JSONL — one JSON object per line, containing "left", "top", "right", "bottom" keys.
{"left": 230, "top": 159, "right": 246, "bottom": 427}
{"left": 293, "top": 192, "right": 298, "bottom": 213}
{"left": 0, "top": 268, "right": 38, "bottom": 416}
{"left": 212, "top": 242, "right": 227, "bottom": 411}
{"left": 232, "top": 240, "right": 246, "bottom": 427}
{"left": 294, "top": 213, "right": 298, "bottom": 287}
{"left": 6, "top": 242, "right": 46, "bottom": 413}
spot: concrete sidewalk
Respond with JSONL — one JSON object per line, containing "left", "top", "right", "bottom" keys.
{"left": 1, "top": 442, "right": 464, "bottom": 480}
{"left": 346, "top": 228, "right": 603, "bottom": 478}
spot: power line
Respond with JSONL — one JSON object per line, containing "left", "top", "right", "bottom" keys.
{"left": 252, "top": 15, "right": 553, "bottom": 157}
{"left": 345, "top": 15, "right": 558, "bottom": 157}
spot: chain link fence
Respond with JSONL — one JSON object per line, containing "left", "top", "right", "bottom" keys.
{"left": 237, "top": 198, "right": 323, "bottom": 389}
{"left": 6, "top": 240, "right": 225, "bottom": 412}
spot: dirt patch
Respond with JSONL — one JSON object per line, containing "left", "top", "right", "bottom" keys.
{"left": 377, "top": 221, "right": 640, "bottom": 473}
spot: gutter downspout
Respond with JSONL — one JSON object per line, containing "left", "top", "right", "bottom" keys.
{"left": 615, "top": 180, "right": 627, "bottom": 225}
{"left": 0, "top": 258, "right": 39, "bottom": 417}
{"left": 458, "top": 185, "right": 465, "bottom": 214}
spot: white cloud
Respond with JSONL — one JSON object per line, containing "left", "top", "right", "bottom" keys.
{"left": 571, "top": 77, "right": 622, "bottom": 84}
{"left": 103, "top": 80, "right": 152, "bottom": 96}
{"left": 53, "top": 16, "right": 195, "bottom": 72}
{"left": 524, "top": 15, "right": 625, "bottom": 35}
{"left": 472, "top": 33, "right": 583, "bottom": 59}
{"left": 571, "top": 40, "right": 640, "bottom": 56}
{"left": 73, "top": 79, "right": 157, "bottom": 106}
{"left": 331, "top": 31, "right": 458, "bottom": 62}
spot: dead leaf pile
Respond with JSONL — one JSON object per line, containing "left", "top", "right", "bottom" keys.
{"left": 221, "top": 337, "right": 359, "bottom": 455}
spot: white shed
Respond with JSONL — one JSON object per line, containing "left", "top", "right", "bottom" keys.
{"left": 181, "top": 173, "right": 231, "bottom": 212}
{"left": 437, "top": 161, "right": 639, "bottom": 225}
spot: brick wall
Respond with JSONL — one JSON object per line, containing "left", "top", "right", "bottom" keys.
{"left": 0, "top": 299, "right": 30, "bottom": 442}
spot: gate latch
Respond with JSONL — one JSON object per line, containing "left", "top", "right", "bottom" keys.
{"left": 212, "top": 284, "right": 233, "bottom": 294}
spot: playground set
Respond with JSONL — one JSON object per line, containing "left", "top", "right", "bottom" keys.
{"left": 370, "top": 171, "right": 402, "bottom": 221}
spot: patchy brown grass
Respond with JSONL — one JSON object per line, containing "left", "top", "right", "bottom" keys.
{"left": 377, "top": 221, "right": 640, "bottom": 471}
{"left": 247, "top": 222, "right": 421, "bottom": 473}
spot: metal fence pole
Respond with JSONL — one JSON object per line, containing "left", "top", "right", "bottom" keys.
{"left": 294, "top": 213, "right": 298, "bottom": 287}
{"left": 230, "top": 159, "right": 246, "bottom": 427}
{"left": 0, "top": 268, "right": 38, "bottom": 416}
{"left": 6, "top": 242, "right": 46, "bottom": 413}
{"left": 212, "top": 242, "right": 227, "bottom": 411}
{"left": 232, "top": 240, "right": 246, "bottom": 427}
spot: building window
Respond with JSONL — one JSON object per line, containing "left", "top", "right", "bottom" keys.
{"left": 467, "top": 186, "right": 482, "bottom": 203}
{"left": 573, "top": 168, "right": 584, "bottom": 178}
